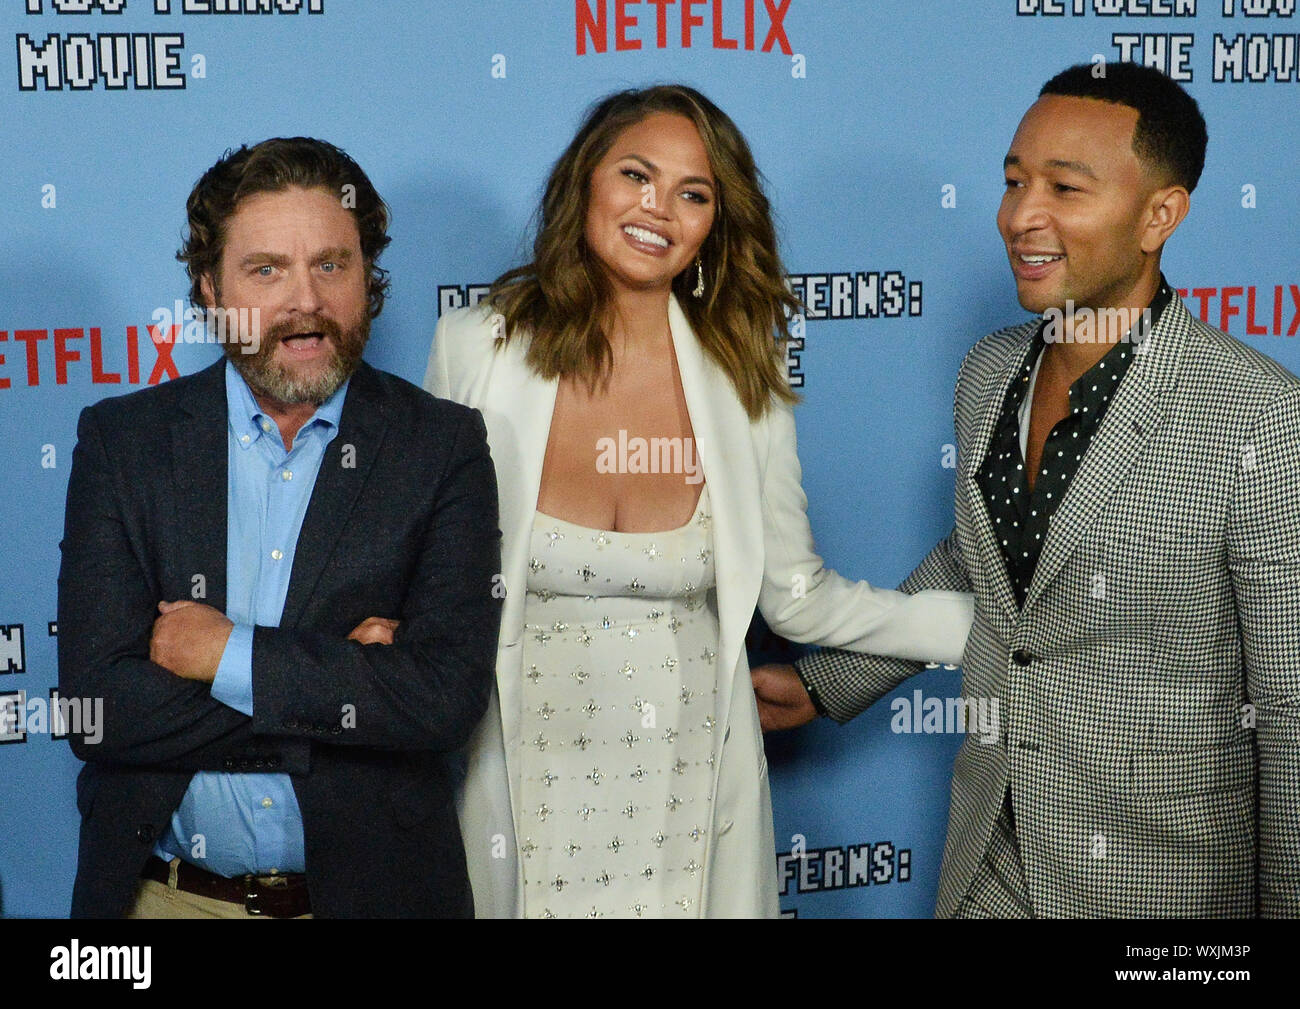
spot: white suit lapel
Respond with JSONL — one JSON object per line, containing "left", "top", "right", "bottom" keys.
{"left": 667, "top": 295, "right": 762, "bottom": 738}
{"left": 481, "top": 337, "right": 558, "bottom": 764}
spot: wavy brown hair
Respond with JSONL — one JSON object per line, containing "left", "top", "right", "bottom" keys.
{"left": 489, "top": 85, "right": 800, "bottom": 419}
{"left": 178, "top": 136, "right": 391, "bottom": 318}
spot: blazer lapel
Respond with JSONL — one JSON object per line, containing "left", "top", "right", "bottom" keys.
{"left": 485, "top": 337, "right": 559, "bottom": 762}
{"left": 667, "top": 295, "right": 761, "bottom": 736}
{"left": 280, "top": 362, "right": 388, "bottom": 628}
{"left": 171, "top": 360, "right": 229, "bottom": 613}
{"left": 1022, "top": 297, "right": 1192, "bottom": 612}
{"left": 960, "top": 329, "right": 1033, "bottom": 627}
{"left": 489, "top": 340, "right": 560, "bottom": 647}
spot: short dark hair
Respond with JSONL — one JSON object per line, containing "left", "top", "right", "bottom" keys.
{"left": 178, "top": 137, "right": 391, "bottom": 318}
{"left": 1039, "top": 62, "right": 1207, "bottom": 193}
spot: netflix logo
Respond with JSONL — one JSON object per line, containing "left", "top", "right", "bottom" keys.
{"left": 0, "top": 325, "right": 181, "bottom": 390}
{"left": 575, "top": 0, "right": 794, "bottom": 56}
{"left": 1177, "top": 284, "right": 1300, "bottom": 338}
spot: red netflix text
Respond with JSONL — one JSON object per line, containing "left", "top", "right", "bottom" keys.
{"left": 1177, "top": 285, "right": 1300, "bottom": 338}
{"left": 0, "top": 326, "right": 181, "bottom": 390}
{"left": 575, "top": 0, "right": 793, "bottom": 56}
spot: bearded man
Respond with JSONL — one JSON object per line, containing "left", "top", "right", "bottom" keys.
{"left": 57, "top": 137, "right": 502, "bottom": 918}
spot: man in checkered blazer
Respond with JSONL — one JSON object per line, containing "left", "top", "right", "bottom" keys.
{"left": 753, "top": 63, "right": 1300, "bottom": 917}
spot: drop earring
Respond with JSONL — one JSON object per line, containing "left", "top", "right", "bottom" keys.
{"left": 693, "top": 256, "right": 705, "bottom": 299}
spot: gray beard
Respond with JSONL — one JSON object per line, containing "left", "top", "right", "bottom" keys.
{"left": 230, "top": 343, "right": 355, "bottom": 405}
{"left": 225, "top": 313, "right": 369, "bottom": 406}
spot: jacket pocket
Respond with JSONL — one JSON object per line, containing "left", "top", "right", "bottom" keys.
{"left": 1125, "top": 740, "right": 1253, "bottom": 796}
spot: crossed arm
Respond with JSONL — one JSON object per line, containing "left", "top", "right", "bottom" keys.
{"left": 57, "top": 403, "right": 502, "bottom": 769}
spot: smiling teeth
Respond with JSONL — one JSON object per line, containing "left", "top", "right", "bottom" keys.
{"left": 1020, "top": 255, "right": 1063, "bottom": 264}
{"left": 624, "top": 225, "right": 668, "bottom": 248}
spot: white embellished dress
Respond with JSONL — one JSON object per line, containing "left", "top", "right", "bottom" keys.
{"left": 518, "top": 485, "right": 718, "bottom": 918}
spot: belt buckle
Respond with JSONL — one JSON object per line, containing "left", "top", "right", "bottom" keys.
{"left": 243, "top": 872, "right": 296, "bottom": 918}
{"left": 242, "top": 874, "right": 266, "bottom": 917}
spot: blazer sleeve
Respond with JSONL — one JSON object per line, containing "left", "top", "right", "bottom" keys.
{"left": 56, "top": 405, "right": 297, "bottom": 771}
{"left": 1227, "top": 385, "right": 1300, "bottom": 918}
{"left": 754, "top": 398, "right": 974, "bottom": 668}
{"left": 247, "top": 402, "right": 502, "bottom": 754}
{"left": 794, "top": 530, "right": 972, "bottom": 723}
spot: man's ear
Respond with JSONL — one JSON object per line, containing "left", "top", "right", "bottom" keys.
{"left": 198, "top": 272, "right": 217, "bottom": 310}
{"left": 1140, "top": 185, "right": 1190, "bottom": 254}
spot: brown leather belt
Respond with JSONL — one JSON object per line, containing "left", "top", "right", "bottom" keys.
{"left": 143, "top": 855, "right": 311, "bottom": 918}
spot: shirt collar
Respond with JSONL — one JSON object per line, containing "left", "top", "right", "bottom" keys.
{"left": 225, "top": 358, "right": 350, "bottom": 450}
{"left": 1009, "top": 274, "right": 1175, "bottom": 412}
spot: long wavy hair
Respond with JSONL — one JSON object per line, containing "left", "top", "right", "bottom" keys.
{"left": 489, "top": 85, "right": 800, "bottom": 419}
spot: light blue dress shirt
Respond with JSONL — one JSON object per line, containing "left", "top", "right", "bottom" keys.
{"left": 155, "top": 361, "right": 348, "bottom": 877}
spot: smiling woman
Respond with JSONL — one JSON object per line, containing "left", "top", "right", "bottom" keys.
{"left": 486, "top": 86, "right": 800, "bottom": 421}
{"left": 425, "top": 84, "right": 974, "bottom": 919}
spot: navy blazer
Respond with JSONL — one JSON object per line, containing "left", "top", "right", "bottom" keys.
{"left": 57, "top": 358, "right": 502, "bottom": 918}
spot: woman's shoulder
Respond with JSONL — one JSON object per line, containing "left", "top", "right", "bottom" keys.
{"left": 433, "top": 302, "right": 516, "bottom": 378}
{"left": 436, "top": 302, "right": 503, "bottom": 349}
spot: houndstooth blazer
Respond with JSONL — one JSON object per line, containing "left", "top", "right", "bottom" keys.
{"left": 799, "top": 292, "right": 1300, "bottom": 918}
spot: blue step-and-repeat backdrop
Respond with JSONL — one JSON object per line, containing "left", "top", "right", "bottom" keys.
{"left": 2, "top": 0, "right": 1296, "bottom": 918}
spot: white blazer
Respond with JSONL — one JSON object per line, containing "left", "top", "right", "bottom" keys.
{"left": 424, "top": 295, "right": 974, "bottom": 917}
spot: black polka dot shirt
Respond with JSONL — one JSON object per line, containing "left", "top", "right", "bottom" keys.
{"left": 976, "top": 280, "right": 1172, "bottom": 608}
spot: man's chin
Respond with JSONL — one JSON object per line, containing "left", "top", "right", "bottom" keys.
{"left": 227, "top": 348, "right": 357, "bottom": 406}
{"left": 1013, "top": 283, "right": 1061, "bottom": 318}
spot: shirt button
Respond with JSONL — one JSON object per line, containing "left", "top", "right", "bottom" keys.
{"left": 281, "top": 470, "right": 292, "bottom": 481}
{"left": 261, "top": 420, "right": 272, "bottom": 433}
{"left": 240, "top": 434, "right": 250, "bottom": 444}
{"left": 271, "top": 549, "right": 283, "bottom": 561}
{"left": 261, "top": 797, "right": 273, "bottom": 809}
